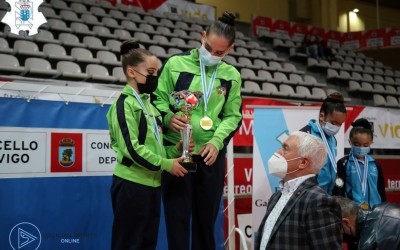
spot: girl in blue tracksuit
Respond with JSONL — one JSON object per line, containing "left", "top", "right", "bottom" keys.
{"left": 335, "top": 118, "right": 386, "bottom": 209}
{"left": 300, "top": 92, "right": 347, "bottom": 194}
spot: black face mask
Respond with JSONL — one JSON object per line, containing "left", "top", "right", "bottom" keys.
{"left": 132, "top": 68, "right": 158, "bottom": 94}
{"left": 137, "top": 74, "right": 158, "bottom": 94}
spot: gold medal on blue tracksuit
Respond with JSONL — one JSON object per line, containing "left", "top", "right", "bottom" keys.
{"left": 360, "top": 202, "right": 369, "bottom": 210}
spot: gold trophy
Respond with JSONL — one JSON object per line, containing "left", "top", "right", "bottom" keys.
{"left": 169, "top": 90, "right": 203, "bottom": 172}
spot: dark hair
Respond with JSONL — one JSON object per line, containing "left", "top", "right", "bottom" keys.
{"left": 349, "top": 118, "right": 373, "bottom": 140}
{"left": 205, "top": 11, "right": 236, "bottom": 45}
{"left": 334, "top": 196, "right": 359, "bottom": 219}
{"left": 320, "top": 92, "right": 346, "bottom": 116}
{"left": 120, "top": 40, "right": 154, "bottom": 74}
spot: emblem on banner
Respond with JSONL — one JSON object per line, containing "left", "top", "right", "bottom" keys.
{"left": 9, "top": 222, "right": 41, "bottom": 250}
{"left": 58, "top": 138, "right": 75, "bottom": 167}
{"left": 1, "top": 0, "right": 47, "bottom": 36}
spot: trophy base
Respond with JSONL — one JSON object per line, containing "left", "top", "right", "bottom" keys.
{"left": 181, "top": 162, "right": 197, "bottom": 172}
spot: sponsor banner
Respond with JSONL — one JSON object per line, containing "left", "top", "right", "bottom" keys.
{"left": 0, "top": 97, "right": 225, "bottom": 249}
{"left": 344, "top": 106, "right": 400, "bottom": 149}
{"left": 251, "top": 107, "right": 345, "bottom": 248}
{"left": 362, "top": 28, "right": 386, "bottom": 48}
{"left": 377, "top": 158, "right": 400, "bottom": 205}
{"left": 223, "top": 158, "right": 253, "bottom": 197}
{"left": 155, "top": 0, "right": 215, "bottom": 21}
{"left": 385, "top": 27, "right": 400, "bottom": 46}
{"left": 252, "top": 15, "right": 273, "bottom": 37}
{"left": 341, "top": 31, "right": 362, "bottom": 50}
{"left": 290, "top": 23, "right": 309, "bottom": 43}
{"left": 309, "top": 26, "right": 325, "bottom": 38}
{"left": 271, "top": 19, "right": 291, "bottom": 39}
{"left": 325, "top": 30, "right": 342, "bottom": 48}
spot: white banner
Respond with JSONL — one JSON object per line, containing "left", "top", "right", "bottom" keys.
{"left": 251, "top": 107, "right": 344, "bottom": 248}
{"left": 344, "top": 107, "right": 400, "bottom": 149}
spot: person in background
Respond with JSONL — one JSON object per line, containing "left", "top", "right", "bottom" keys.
{"left": 336, "top": 196, "right": 400, "bottom": 250}
{"left": 335, "top": 118, "right": 386, "bottom": 209}
{"left": 300, "top": 92, "right": 347, "bottom": 195}
{"left": 106, "top": 40, "right": 188, "bottom": 250}
{"left": 151, "top": 11, "right": 243, "bottom": 250}
{"left": 255, "top": 131, "right": 342, "bottom": 250}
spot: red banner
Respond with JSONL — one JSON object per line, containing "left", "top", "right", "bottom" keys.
{"left": 325, "top": 30, "right": 342, "bottom": 48}
{"left": 252, "top": 16, "right": 273, "bottom": 37}
{"left": 362, "top": 28, "right": 386, "bottom": 48}
{"left": 342, "top": 31, "right": 362, "bottom": 50}
{"left": 376, "top": 158, "right": 400, "bottom": 205}
{"left": 291, "top": 23, "right": 309, "bottom": 42}
{"left": 272, "top": 19, "right": 291, "bottom": 38}
{"left": 309, "top": 26, "right": 326, "bottom": 37}
{"left": 385, "top": 27, "right": 400, "bottom": 46}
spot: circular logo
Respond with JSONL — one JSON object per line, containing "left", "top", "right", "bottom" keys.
{"left": 9, "top": 222, "right": 41, "bottom": 250}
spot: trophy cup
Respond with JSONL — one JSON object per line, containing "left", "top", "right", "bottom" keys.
{"left": 169, "top": 90, "right": 203, "bottom": 172}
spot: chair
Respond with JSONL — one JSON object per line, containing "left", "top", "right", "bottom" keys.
{"left": 261, "top": 82, "right": 285, "bottom": 96}
{"left": 51, "top": 0, "right": 71, "bottom": 10}
{"left": 57, "top": 61, "right": 89, "bottom": 80}
{"left": 106, "top": 39, "right": 122, "bottom": 53}
{"left": 385, "top": 69, "right": 394, "bottom": 77}
{"left": 284, "top": 63, "right": 304, "bottom": 74}
{"left": 109, "top": 10, "right": 128, "bottom": 21}
{"left": 311, "top": 87, "right": 327, "bottom": 100}
{"left": 98, "top": 0, "right": 115, "bottom": 10}
{"left": 191, "top": 24, "right": 203, "bottom": 32}
{"left": 170, "top": 38, "right": 192, "bottom": 49}
{"left": 240, "top": 68, "right": 258, "bottom": 81}
{"left": 0, "top": 37, "right": 14, "bottom": 54}
{"left": 223, "top": 55, "right": 240, "bottom": 67}
{"left": 188, "top": 40, "right": 201, "bottom": 48}
{"left": 138, "top": 24, "right": 158, "bottom": 35}
{"left": 385, "top": 85, "right": 397, "bottom": 95}
{"left": 160, "top": 19, "right": 176, "bottom": 29}
{"left": 238, "top": 57, "right": 261, "bottom": 70}
{"left": 86, "top": 64, "right": 117, "bottom": 82}
{"left": 121, "top": 21, "right": 141, "bottom": 32}
{"left": 24, "top": 57, "right": 59, "bottom": 77}
{"left": 70, "top": 22, "right": 95, "bottom": 36}
{"left": 361, "top": 82, "right": 374, "bottom": 92}
{"left": 373, "top": 75, "right": 384, "bottom": 84}
{"left": 83, "top": 36, "right": 108, "bottom": 50}
{"left": 134, "top": 32, "right": 158, "bottom": 45}
{"left": 60, "top": 10, "right": 81, "bottom": 23}
{"left": 13, "top": 40, "right": 45, "bottom": 57}
{"left": 373, "top": 94, "right": 386, "bottom": 107}
{"left": 348, "top": 80, "right": 361, "bottom": 92}
{"left": 47, "top": 19, "right": 72, "bottom": 32}
{"left": 97, "top": 51, "right": 121, "bottom": 66}
{"left": 386, "top": 96, "right": 399, "bottom": 107}
{"left": 274, "top": 72, "right": 297, "bottom": 85}
{"left": 167, "top": 48, "right": 183, "bottom": 56}
{"left": 385, "top": 76, "right": 395, "bottom": 85}
{"left": 113, "top": 67, "right": 126, "bottom": 84}
{"left": 373, "top": 83, "right": 385, "bottom": 94}
{"left": 59, "top": 33, "right": 85, "bottom": 47}
{"left": 93, "top": 26, "right": 115, "bottom": 39}
{"left": 143, "top": 16, "right": 160, "bottom": 26}
{"left": 81, "top": 14, "right": 101, "bottom": 26}
{"left": 0, "top": 54, "right": 25, "bottom": 75}
{"left": 153, "top": 35, "right": 175, "bottom": 47}
{"left": 43, "top": 43, "right": 73, "bottom": 61}
{"left": 70, "top": 3, "right": 89, "bottom": 14}
{"left": 375, "top": 67, "right": 384, "bottom": 75}
{"left": 148, "top": 45, "right": 168, "bottom": 59}
{"left": 172, "top": 29, "right": 191, "bottom": 40}
{"left": 251, "top": 49, "right": 270, "bottom": 60}
{"left": 71, "top": 48, "right": 101, "bottom": 64}
{"left": 362, "top": 73, "right": 374, "bottom": 82}
{"left": 242, "top": 81, "right": 260, "bottom": 94}
{"left": 39, "top": 6, "right": 60, "bottom": 19}
{"left": 296, "top": 86, "right": 312, "bottom": 99}
{"left": 90, "top": 6, "right": 109, "bottom": 17}
{"left": 279, "top": 84, "right": 295, "bottom": 97}
{"left": 102, "top": 17, "right": 122, "bottom": 29}
{"left": 289, "top": 73, "right": 304, "bottom": 85}
{"left": 114, "top": 29, "right": 132, "bottom": 40}
{"left": 156, "top": 26, "right": 176, "bottom": 38}
{"left": 175, "top": 21, "right": 192, "bottom": 31}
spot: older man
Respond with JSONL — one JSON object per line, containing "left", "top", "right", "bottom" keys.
{"left": 255, "top": 131, "right": 342, "bottom": 250}
{"left": 335, "top": 196, "right": 400, "bottom": 250}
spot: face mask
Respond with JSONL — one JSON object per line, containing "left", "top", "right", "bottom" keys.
{"left": 133, "top": 69, "right": 158, "bottom": 94}
{"left": 198, "top": 45, "right": 223, "bottom": 66}
{"left": 322, "top": 121, "right": 340, "bottom": 136}
{"left": 268, "top": 153, "right": 302, "bottom": 179}
{"left": 351, "top": 146, "right": 370, "bottom": 157}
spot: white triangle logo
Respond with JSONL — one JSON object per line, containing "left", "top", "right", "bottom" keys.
{"left": 18, "top": 228, "right": 37, "bottom": 248}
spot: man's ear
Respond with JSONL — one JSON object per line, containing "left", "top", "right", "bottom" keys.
{"left": 298, "top": 157, "right": 309, "bottom": 170}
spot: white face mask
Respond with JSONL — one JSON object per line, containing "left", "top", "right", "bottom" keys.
{"left": 322, "top": 121, "right": 340, "bottom": 136}
{"left": 268, "top": 153, "right": 302, "bottom": 179}
{"left": 198, "top": 44, "right": 223, "bottom": 66}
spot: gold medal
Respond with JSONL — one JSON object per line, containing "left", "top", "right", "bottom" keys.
{"left": 335, "top": 177, "right": 344, "bottom": 188}
{"left": 200, "top": 116, "right": 213, "bottom": 130}
{"left": 360, "top": 202, "right": 369, "bottom": 210}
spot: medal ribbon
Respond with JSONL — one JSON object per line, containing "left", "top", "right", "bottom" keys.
{"left": 352, "top": 154, "right": 369, "bottom": 199}
{"left": 131, "top": 87, "right": 162, "bottom": 150}
{"left": 316, "top": 123, "right": 338, "bottom": 173}
{"left": 199, "top": 60, "right": 218, "bottom": 115}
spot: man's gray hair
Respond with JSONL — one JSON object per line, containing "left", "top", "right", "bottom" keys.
{"left": 334, "top": 196, "right": 359, "bottom": 219}
{"left": 290, "top": 131, "right": 327, "bottom": 173}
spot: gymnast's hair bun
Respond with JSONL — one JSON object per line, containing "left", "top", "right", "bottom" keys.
{"left": 218, "top": 11, "right": 236, "bottom": 26}
{"left": 120, "top": 40, "right": 140, "bottom": 55}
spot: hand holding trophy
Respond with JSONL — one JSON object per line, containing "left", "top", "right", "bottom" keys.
{"left": 169, "top": 90, "right": 203, "bottom": 172}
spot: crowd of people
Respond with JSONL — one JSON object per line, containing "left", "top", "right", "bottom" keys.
{"left": 299, "top": 34, "right": 335, "bottom": 61}
{"left": 105, "top": 10, "right": 399, "bottom": 250}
